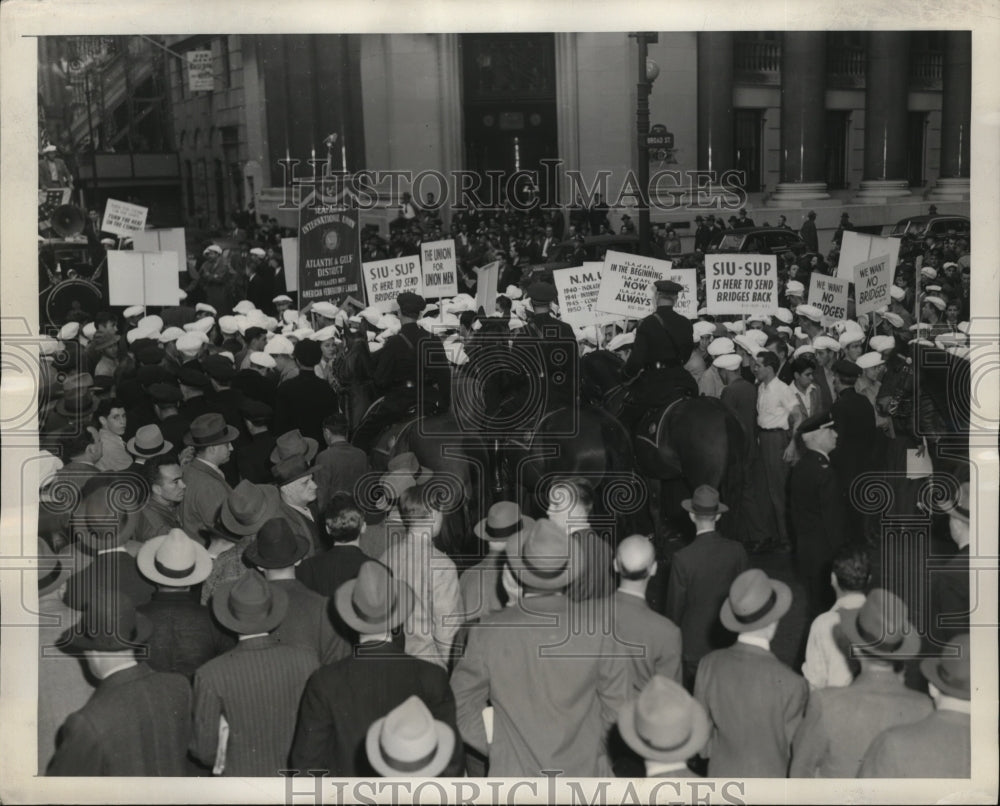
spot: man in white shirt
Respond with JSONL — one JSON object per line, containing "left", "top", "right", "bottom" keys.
{"left": 94, "top": 398, "right": 133, "bottom": 471}
{"left": 801, "top": 545, "right": 870, "bottom": 689}
{"left": 751, "top": 350, "right": 802, "bottom": 549}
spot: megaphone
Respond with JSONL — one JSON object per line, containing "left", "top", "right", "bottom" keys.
{"left": 51, "top": 204, "right": 85, "bottom": 238}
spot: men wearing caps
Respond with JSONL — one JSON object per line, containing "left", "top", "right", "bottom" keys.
{"left": 179, "top": 413, "right": 237, "bottom": 540}
{"left": 698, "top": 337, "right": 735, "bottom": 398}
{"left": 784, "top": 279, "right": 806, "bottom": 309}
{"left": 354, "top": 291, "right": 451, "bottom": 452}
{"left": 693, "top": 569, "right": 807, "bottom": 777}
{"left": 246, "top": 249, "right": 273, "bottom": 311}
{"left": 621, "top": 279, "right": 697, "bottom": 428}
{"left": 149, "top": 382, "right": 190, "bottom": 452}
{"left": 245, "top": 518, "right": 350, "bottom": 665}
{"left": 860, "top": 634, "right": 971, "bottom": 778}
{"left": 137, "top": 528, "right": 233, "bottom": 677}
{"left": 132, "top": 453, "right": 187, "bottom": 544}
{"left": 191, "top": 572, "right": 320, "bottom": 776}
{"left": 716, "top": 352, "right": 757, "bottom": 461}
{"left": 617, "top": 675, "right": 711, "bottom": 777}
{"left": 290, "top": 561, "right": 463, "bottom": 777}
{"left": 790, "top": 589, "right": 932, "bottom": 777}
{"left": 451, "top": 517, "right": 630, "bottom": 776}
{"left": 666, "top": 486, "right": 749, "bottom": 689}
{"left": 234, "top": 350, "right": 278, "bottom": 407}
{"left": 789, "top": 414, "right": 848, "bottom": 617}
{"left": 273, "top": 338, "right": 338, "bottom": 445}
{"left": 47, "top": 592, "right": 193, "bottom": 776}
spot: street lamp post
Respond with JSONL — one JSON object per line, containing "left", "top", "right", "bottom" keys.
{"left": 631, "top": 32, "right": 659, "bottom": 256}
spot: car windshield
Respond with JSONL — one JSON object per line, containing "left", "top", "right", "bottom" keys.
{"left": 709, "top": 233, "right": 745, "bottom": 252}
{"left": 890, "top": 220, "right": 925, "bottom": 237}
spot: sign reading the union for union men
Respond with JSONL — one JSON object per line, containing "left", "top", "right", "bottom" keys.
{"left": 594, "top": 251, "right": 674, "bottom": 320}
{"left": 420, "top": 239, "right": 458, "bottom": 298}
{"left": 705, "top": 254, "right": 778, "bottom": 316}
{"left": 298, "top": 206, "right": 362, "bottom": 304}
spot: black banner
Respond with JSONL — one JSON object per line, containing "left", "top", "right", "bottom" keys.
{"left": 297, "top": 205, "right": 363, "bottom": 304}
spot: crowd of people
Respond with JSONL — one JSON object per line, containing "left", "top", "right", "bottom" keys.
{"left": 31, "top": 194, "right": 974, "bottom": 781}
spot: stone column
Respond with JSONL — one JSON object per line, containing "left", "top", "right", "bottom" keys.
{"left": 854, "top": 32, "right": 912, "bottom": 202}
{"left": 554, "top": 33, "right": 581, "bottom": 206}
{"left": 697, "top": 32, "right": 734, "bottom": 193}
{"left": 769, "top": 32, "right": 833, "bottom": 205}
{"left": 928, "top": 31, "right": 971, "bottom": 201}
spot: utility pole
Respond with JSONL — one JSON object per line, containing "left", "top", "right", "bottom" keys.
{"left": 630, "top": 32, "right": 658, "bottom": 256}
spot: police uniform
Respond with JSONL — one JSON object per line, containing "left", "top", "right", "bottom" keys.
{"left": 508, "top": 282, "right": 578, "bottom": 419}
{"left": 622, "top": 280, "right": 697, "bottom": 418}
{"left": 353, "top": 293, "right": 451, "bottom": 451}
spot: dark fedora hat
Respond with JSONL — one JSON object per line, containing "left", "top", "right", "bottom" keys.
{"left": 919, "top": 633, "right": 970, "bottom": 700}
{"left": 36, "top": 538, "right": 76, "bottom": 597}
{"left": 61, "top": 590, "right": 153, "bottom": 652}
{"left": 270, "top": 429, "right": 319, "bottom": 465}
{"left": 473, "top": 500, "right": 534, "bottom": 542}
{"left": 184, "top": 413, "right": 239, "bottom": 448}
{"left": 211, "top": 570, "right": 288, "bottom": 635}
{"left": 386, "top": 452, "right": 433, "bottom": 484}
{"left": 335, "top": 560, "right": 415, "bottom": 634}
{"left": 271, "top": 455, "right": 316, "bottom": 487}
{"left": 70, "top": 481, "right": 135, "bottom": 551}
{"left": 617, "top": 675, "right": 711, "bottom": 763}
{"left": 126, "top": 424, "right": 173, "bottom": 458}
{"left": 720, "top": 568, "right": 792, "bottom": 633}
{"left": 244, "top": 517, "right": 310, "bottom": 569}
{"left": 220, "top": 480, "right": 281, "bottom": 536}
{"left": 681, "top": 484, "right": 729, "bottom": 517}
{"left": 839, "top": 588, "right": 921, "bottom": 658}
{"left": 505, "top": 518, "right": 584, "bottom": 591}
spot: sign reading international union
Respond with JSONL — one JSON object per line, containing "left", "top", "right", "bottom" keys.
{"left": 297, "top": 206, "right": 363, "bottom": 304}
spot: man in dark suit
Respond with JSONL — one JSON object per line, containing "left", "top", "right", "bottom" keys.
{"left": 48, "top": 593, "right": 193, "bottom": 776}
{"left": 829, "top": 359, "right": 881, "bottom": 535}
{"left": 800, "top": 210, "right": 819, "bottom": 254}
{"left": 273, "top": 339, "right": 338, "bottom": 446}
{"left": 191, "top": 571, "right": 320, "bottom": 776}
{"left": 136, "top": 528, "right": 234, "bottom": 678}
{"left": 665, "top": 486, "right": 750, "bottom": 690}
{"left": 202, "top": 354, "right": 247, "bottom": 436}
{"left": 233, "top": 350, "right": 279, "bottom": 406}
{"left": 791, "top": 590, "right": 932, "bottom": 777}
{"left": 789, "top": 414, "right": 848, "bottom": 618}
{"left": 353, "top": 292, "right": 451, "bottom": 452}
{"left": 311, "top": 414, "right": 368, "bottom": 517}
{"left": 693, "top": 569, "right": 808, "bottom": 778}
{"left": 149, "top": 383, "right": 192, "bottom": 453}
{"left": 693, "top": 215, "right": 712, "bottom": 253}
{"left": 289, "top": 561, "right": 463, "bottom": 776}
{"left": 233, "top": 399, "right": 276, "bottom": 484}
{"left": 179, "top": 414, "right": 237, "bottom": 541}
{"left": 860, "top": 634, "right": 971, "bottom": 778}
{"left": 296, "top": 492, "right": 369, "bottom": 599}
{"left": 621, "top": 280, "right": 697, "bottom": 430}
{"left": 246, "top": 517, "right": 351, "bottom": 665}
{"left": 64, "top": 482, "right": 155, "bottom": 613}
{"left": 929, "top": 481, "right": 970, "bottom": 646}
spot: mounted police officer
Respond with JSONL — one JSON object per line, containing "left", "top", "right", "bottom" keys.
{"left": 352, "top": 291, "right": 451, "bottom": 452}
{"left": 620, "top": 279, "right": 697, "bottom": 430}
{"left": 506, "top": 281, "right": 578, "bottom": 425}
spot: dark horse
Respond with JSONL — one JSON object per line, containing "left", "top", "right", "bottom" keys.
{"left": 579, "top": 349, "right": 746, "bottom": 544}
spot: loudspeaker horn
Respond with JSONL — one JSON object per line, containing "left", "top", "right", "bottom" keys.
{"left": 51, "top": 204, "right": 86, "bottom": 237}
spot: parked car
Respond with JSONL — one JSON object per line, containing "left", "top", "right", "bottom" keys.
{"left": 705, "top": 227, "right": 808, "bottom": 258}
{"left": 887, "top": 214, "right": 970, "bottom": 240}
{"left": 544, "top": 233, "right": 641, "bottom": 266}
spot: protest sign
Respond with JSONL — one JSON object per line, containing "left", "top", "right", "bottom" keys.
{"left": 552, "top": 262, "right": 616, "bottom": 328}
{"left": 705, "top": 254, "right": 779, "bottom": 316}
{"left": 836, "top": 231, "right": 900, "bottom": 284}
{"left": 280, "top": 237, "right": 299, "bottom": 291}
{"left": 420, "top": 239, "right": 458, "bottom": 298}
{"left": 107, "top": 251, "right": 181, "bottom": 306}
{"left": 131, "top": 228, "right": 187, "bottom": 274}
{"left": 101, "top": 199, "right": 148, "bottom": 237}
{"left": 363, "top": 255, "right": 423, "bottom": 313}
{"left": 187, "top": 50, "right": 214, "bottom": 92}
{"left": 854, "top": 254, "right": 892, "bottom": 316}
{"left": 594, "top": 251, "right": 673, "bottom": 320}
{"left": 807, "top": 275, "right": 850, "bottom": 325}
{"left": 475, "top": 261, "right": 500, "bottom": 316}
{"left": 298, "top": 206, "right": 362, "bottom": 304}
{"left": 663, "top": 267, "right": 698, "bottom": 319}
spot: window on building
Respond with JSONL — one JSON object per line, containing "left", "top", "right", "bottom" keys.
{"left": 907, "top": 112, "right": 928, "bottom": 188}
{"left": 824, "top": 111, "right": 850, "bottom": 189}
{"left": 733, "top": 109, "right": 764, "bottom": 192}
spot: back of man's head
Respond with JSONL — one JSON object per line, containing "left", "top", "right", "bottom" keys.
{"left": 325, "top": 492, "right": 364, "bottom": 543}
{"left": 615, "top": 535, "right": 656, "bottom": 581}
{"left": 398, "top": 484, "right": 437, "bottom": 531}
{"left": 831, "top": 545, "right": 871, "bottom": 593}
